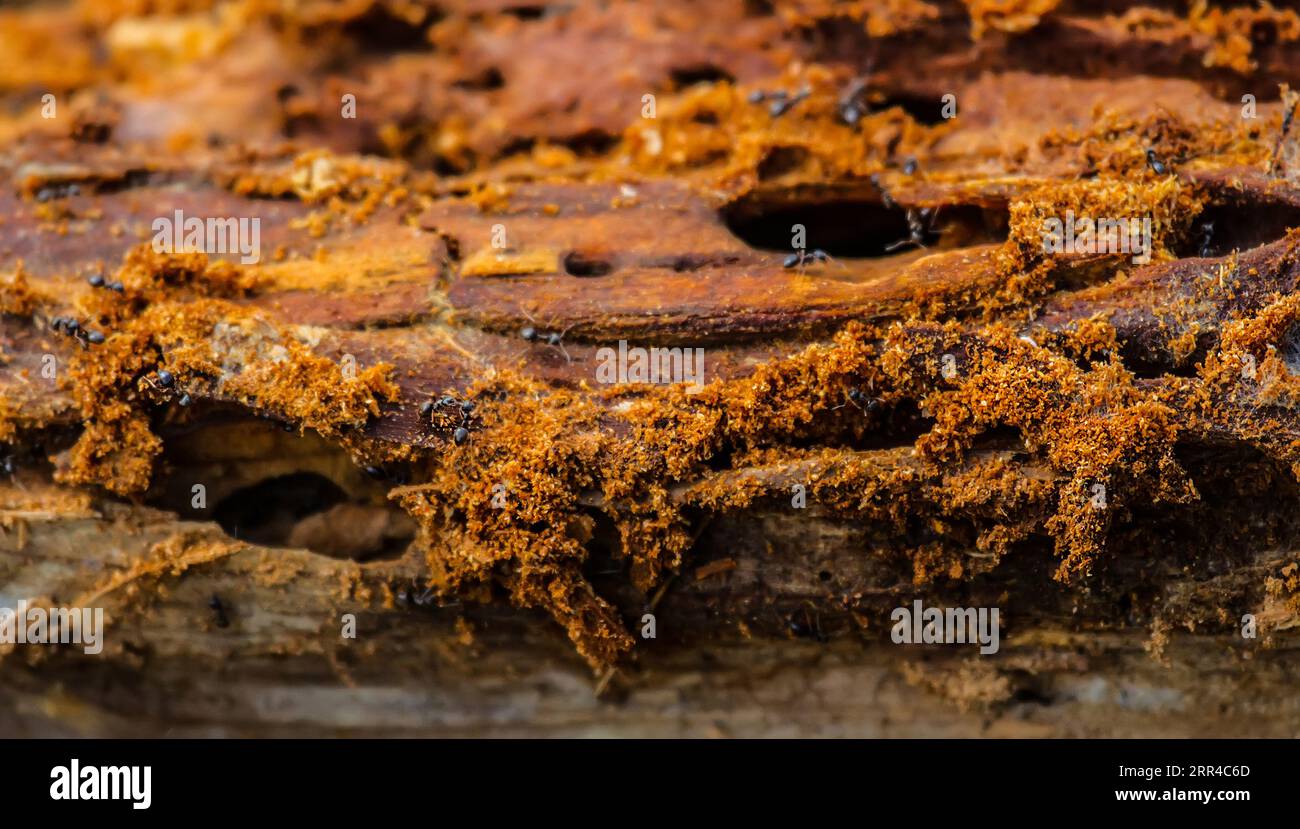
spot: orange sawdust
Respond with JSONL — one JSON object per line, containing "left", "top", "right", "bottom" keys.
{"left": 56, "top": 244, "right": 398, "bottom": 496}
{"left": 962, "top": 0, "right": 1061, "bottom": 40}
{"left": 6, "top": 0, "right": 1300, "bottom": 675}
{"left": 615, "top": 66, "right": 941, "bottom": 197}
{"left": 1265, "top": 561, "right": 1300, "bottom": 620}
{"left": 1113, "top": 2, "right": 1300, "bottom": 75}
{"left": 779, "top": 0, "right": 941, "bottom": 39}
{"left": 0, "top": 262, "right": 39, "bottom": 317}
{"left": 375, "top": 310, "right": 1208, "bottom": 663}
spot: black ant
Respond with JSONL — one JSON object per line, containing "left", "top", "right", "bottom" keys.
{"left": 452, "top": 399, "right": 474, "bottom": 444}
{"left": 1199, "top": 221, "right": 1215, "bottom": 258}
{"left": 139, "top": 368, "right": 193, "bottom": 408}
{"left": 838, "top": 77, "right": 869, "bottom": 126}
{"left": 34, "top": 184, "right": 80, "bottom": 202}
{"left": 397, "top": 580, "right": 447, "bottom": 608}
{"left": 50, "top": 316, "right": 105, "bottom": 347}
{"left": 361, "top": 464, "right": 405, "bottom": 484}
{"left": 1272, "top": 96, "right": 1298, "bottom": 178}
{"left": 208, "top": 594, "right": 230, "bottom": 628}
{"left": 419, "top": 391, "right": 477, "bottom": 444}
{"left": 871, "top": 173, "right": 898, "bottom": 210}
{"left": 411, "top": 585, "right": 436, "bottom": 607}
{"left": 519, "top": 308, "right": 575, "bottom": 363}
{"left": 787, "top": 605, "right": 827, "bottom": 642}
{"left": 769, "top": 97, "right": 799, "bottom": 118}
{"left": 87, "top": 275, "right": 123, "bottom": 292}
{"left": 1146, "top": 148, "right": 1169, "bottom": 176}
{"left": 140, "top": 368, "right": 175, "bottom": 393}
{"left": 2, "top": 453, "right": 26, "bottom": 491}
{"left": 753, "top": 86, "right": 811, "bottom": 118}
{"left": 885, "top": 208, "right": 934, "bottom": 252}
{"left": 782, "top": 248, "right": 837, "bottom": 271}
{"left": 832, "top": 387, "right": 879, "bottom": 414}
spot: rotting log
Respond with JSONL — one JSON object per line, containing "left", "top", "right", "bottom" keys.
{"left": 5, "top": 0, "right": 1300, "bottom": 736}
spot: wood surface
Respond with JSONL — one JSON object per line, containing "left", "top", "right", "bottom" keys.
{"left": 3, "top": 0, "right": 1300, "bottom": 736}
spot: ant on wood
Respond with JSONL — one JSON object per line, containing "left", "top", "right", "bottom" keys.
{"left": 208, "top": 594, "right": 230, "bottom": 628}
{"left": 838, "top": 77, "right": 871, "bottom": 126}
{"left": 832, "top": 387, "right": 880, "bottom": 414}
{"left": 1146, "top": 148, "right": 1169, "bottom": 176}
{"left": 49, "top": 316, "right": 106, "bottom": 347}
{"left": 1199, "top": 221, "right": 1216, "bottom": 258}
{"left": 782, "top": 248, "right": 845, "bottom": 274}
{"left": 1272, "top": 95, "right": 1298, "bottom": 178}
{"left": 137, "top": 367, "right": 195, "bottom": 409}
{"left": 787, "top": 604, "right": 828, "bottom": 642}
{"left": 885, "top": 208, "right": 936, "bottom": 252}
{"left": 417, "top": 391, "right": 476, "bottom": 444}
{"left": 750, "top": 85, "right": 811, "bottom": 118}
{"left": 518, "top": 307, "right": 576, "bottom": 363}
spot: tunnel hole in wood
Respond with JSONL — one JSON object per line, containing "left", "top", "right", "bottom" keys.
{"left": 1182, "top": 198, "right": 1300, "bottom": 259}
{"left": 669, "top": 64, "right": 736, "bottom": 90}
{"left": 340, "top": 4, "right": 437, "bottom": 53}
{"left": 721, "top": 192, "right": 1007, "bottom": 259}
{"left": 872, "top": 92, "right": 949, "bottom": 126}
{"left": 147, "top": 416, "right": 419, "bottom": 563}
{"left": 563, "top": 250, "right": 614, "bottom": 276}
{"left": 210, "top": 472, "right": 415, "bottom": 562}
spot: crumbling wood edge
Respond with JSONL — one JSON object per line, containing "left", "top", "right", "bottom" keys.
{"left": 2, "top": 484, "right": 1298, "bottom": 737}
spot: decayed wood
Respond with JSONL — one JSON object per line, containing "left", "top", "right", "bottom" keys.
{"left": 4, "top": 463, "right": 1300, "bottom": 737}
{"left": 6, "top": 0, "right": 1300, "bottom": 735}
